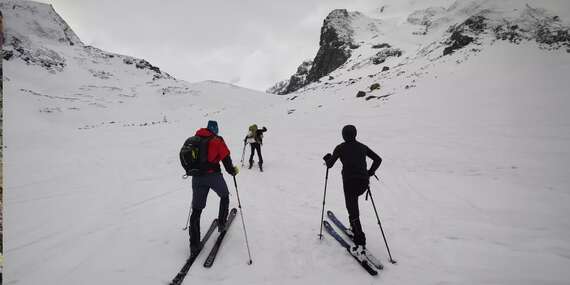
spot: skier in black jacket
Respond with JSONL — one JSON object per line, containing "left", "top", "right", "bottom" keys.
{"left": 323, "top": 124, "right": 382, "bottom": 258}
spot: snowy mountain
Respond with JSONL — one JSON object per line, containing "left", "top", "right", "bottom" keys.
{"left": 1, "top": 0, "right": 276, "bottom": 128}
{"left": 268, "top": 0, "right": 570, "bottom": 95}
{"left": 4, "top": 0, "right": 570, "bottom": 285}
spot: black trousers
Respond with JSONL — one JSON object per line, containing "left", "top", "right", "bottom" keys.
{"left": 189, "top": 173, "right": 230, "bottom": 250}
{"left": 343, "top": 178, "right": 369, "bottom": 246}
{"left": 249, "top": 142, "right": 263, "bottom": 164}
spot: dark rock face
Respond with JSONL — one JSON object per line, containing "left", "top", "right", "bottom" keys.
{"left": 135, "top": 59, "right": 161, "bottom": 73}
{"left": 285, "top": 76, "right": 306, "bottom": 94}
{"left": 284, "top": 60, "right": 313, "bottom": 93}
{"left": 372, "top": 47, "right": 403, "bottom": 64}
{"left": 267, "top": 60, "right": 313, "bottom": 95}
{"left": 443, "top": 31, "right": 474, "bottom": 55}
{"left": 306, "top": 9, "right": 354, "bottom": 83}
{"left": 464, "top": 15, "right": 487, "bottom": 33}
{"left": 372, "top": 43, "right": 391, "bottom": 49}
{"left": 2, "top": 50, "right": 13, "bottom": 60}
{"left": 266, "top": 80, "right": 288, "bottom": 95}
{"left": 539, "top": 27, "right": 570, "bottom": 45}
{"left": 492, "top": 4, "right": 570, "bottom": 48}
{"left": 382, "top": 66, "right": 390, "bottom": 72}
{"left": 7, "top": 36, "right": 66, "bottom": 72}
{"left": 268, "top": 9, "right": 355, "bottom": 94}
{"left": 444, "top": 6, "right": 570, "bottom": 56}
{"left": 443, "top": 15, "right": 485, "bottom": 56}
{"left": 356, "top": 90, "right": 366, "bottom": 97}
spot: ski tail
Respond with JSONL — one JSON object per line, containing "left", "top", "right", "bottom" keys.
{"left": 327, "top": 210, "right": 352, "bottom": 237}
{"left": 203, "top": 208, "right": 238, "bottom": 268}
{"left": 323, "top": 220, "right": 378, "bottom": 276}
{"left": 170, "top": 219, "right": 218, "bottom": 285}
{"left": 327, "top": 210, "right": 384, "bottom": 270}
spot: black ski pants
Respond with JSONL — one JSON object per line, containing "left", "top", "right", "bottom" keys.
{"left": 342, "top": 178, "right": 369, "bottom": 246}
{"left": 249, "top": 142, "right": 263, "bottom": 164}
{"left": 189, "top": 173, "right": 230, "bottom": 249}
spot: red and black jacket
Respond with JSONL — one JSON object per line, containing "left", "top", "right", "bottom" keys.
{"left": 195, "top": 128, "right": 235, "bottom": 174}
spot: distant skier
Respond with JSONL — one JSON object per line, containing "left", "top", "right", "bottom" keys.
{"left": 181, "top": 120, "right": 239, "bottom": 255}
{"left": 323, "top": 125, "right": 382, "bottom": 258}
{"left": 244, "top": 124, "right": 267, "bottom": 171}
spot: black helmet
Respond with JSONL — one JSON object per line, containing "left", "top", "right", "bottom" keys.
{"left": 342, "top": 125, "right": 357, "bottom": 142}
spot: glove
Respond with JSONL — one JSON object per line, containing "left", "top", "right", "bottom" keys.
{"left": 232, "top": 166, "right": 240, "bottom": 176}
{"left": 367, "top": 169, "right": 375, "bottom": 177}
{"left": 322, "top": 153, "right": 332, "bottom": 162}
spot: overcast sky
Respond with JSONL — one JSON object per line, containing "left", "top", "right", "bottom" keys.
{"left": 36, "top": 0, "right": 380, "bottom": 91}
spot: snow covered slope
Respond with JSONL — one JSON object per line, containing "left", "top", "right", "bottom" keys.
{"left": 269, "top": 0, "right": 570, "bottom": 96}
{"left": 3, "top": 0, "right": 570, "bottom": 285}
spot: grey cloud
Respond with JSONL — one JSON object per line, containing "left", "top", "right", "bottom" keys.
{"left": 37, "top": 0, "right": 379, "bottom": 90}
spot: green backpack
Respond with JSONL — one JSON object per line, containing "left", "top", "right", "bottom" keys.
{"left": 248, "top": 124, "right": 264, "bottom": 142}
{"left": 248, "top": 124, "right": 258, "bottom": 134}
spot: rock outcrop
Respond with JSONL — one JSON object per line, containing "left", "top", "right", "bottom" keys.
{"left": 305, "top": 9, "right": 355, "bottom": 83}
{"left": 267, "top": 60, "right": 313, "bottom": 95}
{"left": 267, "top": 9, "right": 359, "bottom": 94}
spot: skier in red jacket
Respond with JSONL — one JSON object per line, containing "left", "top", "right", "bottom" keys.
{"left": 189, "top": 120, "right": 239, "bottom": 255}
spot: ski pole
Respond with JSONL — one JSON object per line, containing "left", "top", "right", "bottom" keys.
{"left": 240, "top": 141, "right": 247, "bottom": 166}
{"left": 367, "top": 177, "right": 397, "bottom": 264}
{"left": 183, "top": 206, "right": 192, "bottom": 231}
{"left": 318, "top": 167, "right": 329, "bottom": 240}
{"left": 232, "top": 176, "right": 253, "bottom": 265}
{"left": 182, "top": 174, "right": 191, "bottom": 230}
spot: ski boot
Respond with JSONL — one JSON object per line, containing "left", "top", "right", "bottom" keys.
{"left": 190, "top": 240, "right": 201, "bottom": 256}
{"left": 350, "top": 245, "right": 367, "bottom": 262}
{"left": 218, "top": 215, "right": 227, "bottom": 233}
{"left": 258, "top": 162, "right": 263, "bottom": 172}
{"left": 346, "top": 227, "right": 355, "bottom": 239}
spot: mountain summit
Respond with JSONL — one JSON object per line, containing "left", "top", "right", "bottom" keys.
{"left": 268, "top": 0, "right": 570, "bottom": 95}
{"left": 2, "top": 0, "right": 170, "bottom": 79}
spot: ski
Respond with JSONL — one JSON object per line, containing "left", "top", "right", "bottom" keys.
{"left": 203, "top": 208, "right": 238, "bottom": 268}
{"left": 323, "top": 220, "right": 378, "bottom": 276}
{"left": 170, "top": 219, "right": 218, "bottom": 285}
{"left": 327, "top": 210, "right": 384, "bottom": 269}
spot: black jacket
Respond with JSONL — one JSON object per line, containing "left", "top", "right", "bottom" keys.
{"left": 325, "top": 126, "right": 382, "bottom": 180}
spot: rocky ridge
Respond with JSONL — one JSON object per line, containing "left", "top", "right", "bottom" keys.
{"left": 269, "top": 1, "right": 570, "bottom": 96}
{"left": 1, "top": 1, "right": 171, "bottom": 79}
